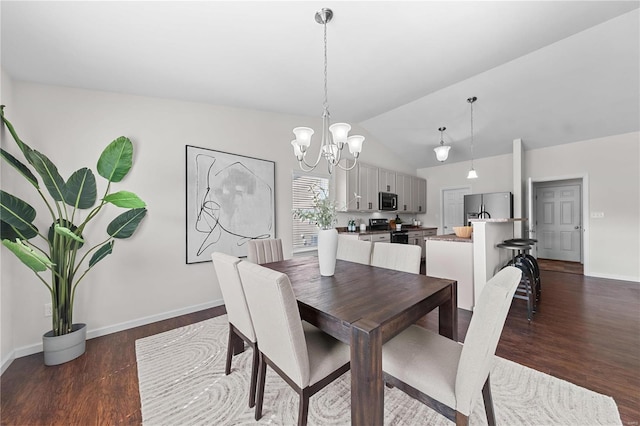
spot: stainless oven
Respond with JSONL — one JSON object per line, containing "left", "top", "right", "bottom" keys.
{"left": 379, "top": 192, "right": 398, "bottom": 211}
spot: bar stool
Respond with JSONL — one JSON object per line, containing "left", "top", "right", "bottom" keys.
{"left": 504, "top": 238, "right": 541, "bottom": 301}
{"left": 497, "top": 242, "right": 537, "bottom": 321}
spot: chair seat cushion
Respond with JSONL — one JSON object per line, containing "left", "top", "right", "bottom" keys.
{"left": 382, "top": 325, "right": 462, "bottom": 409}
{"left": 303, "top": 322, "right": 350, "bottom": 387}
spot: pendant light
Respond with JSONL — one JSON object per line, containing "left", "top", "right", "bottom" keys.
{"left": 466, "top": 96, "right": 478, "bottom": 179}
{"left": 433, "top": 126, "right": 450, "bottom": 162}
{"left": 290, "top": 8, "right": 364, "bottom": 174}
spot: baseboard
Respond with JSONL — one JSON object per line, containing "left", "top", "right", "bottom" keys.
{"left": 10, "top": 299, "right": 224, "bottom": 361}
{"left": 585, "top": 271, "right": 640, "bottom": 283}
{"left": 1, "top": 350, "right": 16, "bottom": 375}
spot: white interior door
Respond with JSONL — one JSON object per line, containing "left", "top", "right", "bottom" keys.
{"left": 535, "top": 183, "right": 582, "bottom": 261}
{"left": 442, "top": 187, "right": 471, "bottom": 234}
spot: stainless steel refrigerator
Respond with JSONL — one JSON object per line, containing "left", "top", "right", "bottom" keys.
{"left": 464, "top": 192, "right": 513, "bottom": 224}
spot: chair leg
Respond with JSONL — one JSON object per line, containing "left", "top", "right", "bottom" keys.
{"left": 455, "top": 411, "right": 469, "bottom": 426}
{"left": 254, "top": 352, "right": 267, "bottom": 421}
{"left": 298, "top": 389, "right": 310, "bottom": 426}
{"left": 225, "top": 324, "right": 234, "bottom": 375}
{"left": 249, "top": 345, "right": 259, "bottom": 408}
{"left": 482, "top": 376, "right": 496, "bottom": 426}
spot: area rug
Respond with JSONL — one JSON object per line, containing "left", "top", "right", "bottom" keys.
{"left": 135, "top": 315, "right": 622, "bottom": 425}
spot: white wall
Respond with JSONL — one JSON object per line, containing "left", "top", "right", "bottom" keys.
{"left": 526, "top": 132, "right": 639, "bottom": 282}
{"left": 1, "top": 69, "right": 16, "bottom": 371}
{"left": 0, "top": 79, "right": 414, "bottom": 364}
{"left": 418, "top": 132, "right": 640, "bottom": 282}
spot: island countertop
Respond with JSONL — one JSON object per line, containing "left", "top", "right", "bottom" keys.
{"left": 468, "top": 218, "right": 528, "bottom": 223}
{"left": 425, "top": 234, "right": 473, "bottom": 243}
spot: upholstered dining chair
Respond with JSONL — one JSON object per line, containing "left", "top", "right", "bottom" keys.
{"left": 237, "top": 261, "right": 350, "bottom": 426}
{"left": 247, "top": 238, "right": 284, "bottom": 264}
{"left": 371, "top": 242, "right": 422, "bottom": 274}
{"left": 381, "top": 266, "right": 522, "bottom": 426}
{"left": 336, "top": 235, "right": 373, "bottom": 265}
{"left": 210, "top": 252, "right": 259, "bottom": 409}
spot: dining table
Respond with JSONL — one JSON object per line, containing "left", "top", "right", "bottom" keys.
{"left": 264, "top": 256, "right": 458, "bottom": 426}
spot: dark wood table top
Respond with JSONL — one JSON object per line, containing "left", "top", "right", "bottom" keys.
{"left": 264, "top": 256, "right": 456, "bottom": 344}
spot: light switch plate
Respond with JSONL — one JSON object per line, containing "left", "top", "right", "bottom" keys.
{"left": 590, "top": 212, "right": 605, "bottom": 218}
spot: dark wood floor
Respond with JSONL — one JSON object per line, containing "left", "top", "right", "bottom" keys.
{"left": 538, "top": 258, "right": 584, "bottom": 275}
{"left": 1, "top": 268, "right": 638, "bottom": 425}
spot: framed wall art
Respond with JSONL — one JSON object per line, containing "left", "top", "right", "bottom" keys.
{"left": 185, "top": 145, "right": 276, "bottom": 263}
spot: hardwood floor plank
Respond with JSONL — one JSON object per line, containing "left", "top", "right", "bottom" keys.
{"left": 1, "top": 274, "right": 638, "bottom": 425}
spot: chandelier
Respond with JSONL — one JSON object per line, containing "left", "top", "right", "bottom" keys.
{"left": 466, "top": 96, "right": 478, "bottom": 179}
{"left": 290, "top": 8, "right": 364, "bottom": 174}
{"left": 433, "top": 126, "right": 450, "bottom": 162}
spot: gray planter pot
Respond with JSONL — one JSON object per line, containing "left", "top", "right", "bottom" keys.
{"left": 42, "top": 323, "right": 87, "bottom": 366}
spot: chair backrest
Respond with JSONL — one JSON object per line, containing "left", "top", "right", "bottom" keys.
{"left": 211, "top": 252, "right": 256, "bottom": 343}
{"left": 247, "top": 238, "right": 284, "bottom": 264}
{"left": 454, "top": 266, "right": 522, "bottom": 415}
{"left": 371, "top": 242, "right": 422, "bottom": 274}
{"left": 237, "top": 261, "right": 310, "bottom": 388}
{"left": 336, "top": 235, "right": 373, "bottom": 265}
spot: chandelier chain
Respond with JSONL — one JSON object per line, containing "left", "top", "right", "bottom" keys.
{"left": 470, "top": 99, "right": 474, "bottom": 166}
{"left": 323, "top": 20, "right": 328, "bottom": 111}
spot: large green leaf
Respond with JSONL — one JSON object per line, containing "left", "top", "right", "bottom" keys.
{"left": 25, "top": 149, "right": 66, "bottom": 202}
{"left": 54, "top": 224, "right": 85, "bottom": 244}
{"left": 64, "top": 167, "right": 97, "bottom": 209}
{"left": 48, "top": 219, "right": 84, "bottom": 249}
{"left": 89, "top": 241, "right": 113, "bottom": 268}
{"left": 1, "top": 220, "right": 38, "bottom": 241}
{"left": 1, "top": 239, "right": 54, "bottom": 272}
{"left": 0, "top": 148, "right": 39, "bottom": 188}
{"left": 97, "top": 137, "right": 133, "bottom": 183}
{"left": 0, "top": 190, "right": 36, "bottom": 230}
{"left": 107, "top": 208, "right": 147, "bottom": 239}
{"left": 103, "top": 191, "right": 146, "bottom": 208}
{"left": 0, "top": 107, "right": 34, "bottom": 160}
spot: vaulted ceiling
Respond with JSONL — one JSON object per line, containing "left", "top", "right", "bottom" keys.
{"left": 2, "top": 1, "right": 638, "bottom": 168}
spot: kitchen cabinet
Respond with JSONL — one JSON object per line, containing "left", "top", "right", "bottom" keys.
{"left": 369, "top": 233, "right": 390, "bottom": 243}
{"left": 412, "top": 177, "right": 427, "bottom": 213}
{"left": 335, "top": 161, "right": 378, "bottom": 212}
{"left": 396, "top": 173, "right": 413, "bottom": 212}
{"left": 378, "top": 168, "right": 396, "bottom": 194}
{"left": 408, "top": 231, "right": 425, "bottom": 258}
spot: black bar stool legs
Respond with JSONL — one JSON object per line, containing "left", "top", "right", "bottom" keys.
{"left": 497, "top": 241, "right": 540, "bottom": 321}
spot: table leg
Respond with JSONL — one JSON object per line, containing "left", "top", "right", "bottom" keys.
{"left": 439, "top": 281, "right": 459, "bottom": 341}
{"left": 351, "top": 319, "right": 383, "bottom": 426}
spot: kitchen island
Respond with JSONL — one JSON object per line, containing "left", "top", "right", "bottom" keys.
{"left": 425, "top": 234, "right": 474, "bottom": 310}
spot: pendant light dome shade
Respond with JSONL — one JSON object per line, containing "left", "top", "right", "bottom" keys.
{"left": 434, "top": 126, "right": 450, "bottom": 162}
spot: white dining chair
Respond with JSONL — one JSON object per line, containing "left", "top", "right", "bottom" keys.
{"left": 210, "top": 252, "right": 259, "bottom": 408}
{"left": 237, "top": 261, "right": 350, "bottom": 426}
{"left": 381, "top": 266, "right": 522, "bottom": 426}
{"left": 371, "top": 242, "right": 422, "bottom": 274}
{"left": 247, "top": 238, "right": 284, "bottom": 264}
{"left": 336, "top": 235, "right": 373, "bottom": 265}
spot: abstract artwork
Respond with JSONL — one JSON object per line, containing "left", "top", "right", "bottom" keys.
{"left": 185, "top": 145, "right": 275, "bottom": 263}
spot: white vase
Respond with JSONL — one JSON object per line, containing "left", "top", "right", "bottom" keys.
{"left": 317, "top": 228, "right": 338, "bottom": 276}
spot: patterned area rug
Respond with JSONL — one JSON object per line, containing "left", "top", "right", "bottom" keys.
{"left": 136, "top": 315, "right": 621, "bottom": 425}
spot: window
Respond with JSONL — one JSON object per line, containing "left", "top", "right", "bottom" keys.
{"left": 292, "top": 172, "right": 330, "bottom": 250}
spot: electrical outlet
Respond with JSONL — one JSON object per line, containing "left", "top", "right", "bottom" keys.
{"left": 44, "top": 303, "right": 52, "bottom": 317}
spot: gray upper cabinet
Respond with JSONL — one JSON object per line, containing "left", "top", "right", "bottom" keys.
{"left": 335, "top": 161, "right": 378, "bottom": 212}
{"left": 412, "top": 177, "right": 427, "bottom": 213}
{"left": 397, "top": 173, "right": 412, "bottom": 212}
{"left": 336, "top": 162, "right": 426, "bottom": 213}
{"left": 378, "top": 168, "right": 396, "bottom": 194}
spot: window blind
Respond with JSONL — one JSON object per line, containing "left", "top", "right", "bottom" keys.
{"left": 292, "top": 173, "right": 330, "bottom": 249}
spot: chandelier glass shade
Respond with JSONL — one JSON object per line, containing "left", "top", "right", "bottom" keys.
{"left": 434, "top": 126, "right": 450, "bottom": 162}
{"left": 290, "top": 8, "right": 364, "bottom": 174}
{"left": 466, "top": 96, "right": 478, "bottom": 179}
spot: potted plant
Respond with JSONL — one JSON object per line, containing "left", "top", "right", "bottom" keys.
{"left": 0, "top": 107, "right": 147, "bottom": 365}
{"left": 293, "top": 183, "right": 338, "bottom": 276}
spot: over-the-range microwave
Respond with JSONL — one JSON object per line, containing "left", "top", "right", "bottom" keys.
{"left": 378, "top": 192, "right": 398, "bottom": 211}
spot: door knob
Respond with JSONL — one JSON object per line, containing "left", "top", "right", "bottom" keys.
{"left": 574, "top": 226, "right": 580, "bottom": 229}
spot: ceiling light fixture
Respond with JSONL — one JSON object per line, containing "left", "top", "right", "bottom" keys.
{"left": 434, "top": 126, "right": 450, "bottom": 162}
{"left": 290, "top": 8, "right": 364, "bottom": 174}
{"left": 466, "top": 96, "right": 478, "bottom": 179}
